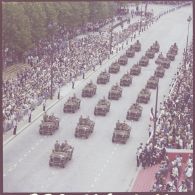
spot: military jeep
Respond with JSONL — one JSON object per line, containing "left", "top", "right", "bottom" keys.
{"left": 94, "top": 97, "right": 110, "bottom": 116}
{"left": 108, "top": 83, "right": 122, "bottom": 100}
{"left": 126, "top": 103, "right": 143, "bottom": 121}
{"left": 75, "top": 116, "right": 95, "bottom": 138}
{"left": 130, "top": 64, "right": 141, "bottom": 76}
{"left": 112, "top": 121, "right": 131, "bottom": 144}
{"left": 97, "top": 70, "right": 110, "bottom": 84}
{"left": 82, "top": 81, "right": 97, "bottom": 97}
{"left": 63, "top": 94, "right": 81, "bottom": 113}
{"left": 118, "top": 55, "right": 128, "bottom": 65}
{"left": 137, "top": 88, "right": 151, "bottom": 104}
{"left": 120, "top": 72, "right": 132, "bottom": 86}
{"left": 109, "top": 62, "right": 120, "bottom": 73}
{"left": 146, "top": 76, "right": 159, "bottom": 89}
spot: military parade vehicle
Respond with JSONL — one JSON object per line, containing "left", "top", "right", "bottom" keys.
{"left": 166, "top": 50, "right": 175, "bottom": 61}
{"left": 109, "top": 62, "right": 120, "bottom": 73}
{"left": 120, "top": 72, "right": 132, "bottom": 86}
{"left": 118, "top": 54, "right": 128, "bottom": 65}
{"left": 151, "top": 41, "right": 160, "bottom": 52}
{"left": 126, "top": 45, "right": 135, "bottom": 57}
{"left": 154, "top": 65, "right": 165, "bottom": 78}
{"left": 94, "top": 97, "right": 111, "bottom": 116}
{"left": 63, "top": 94, "right": 81, "bottom": 113}
{"left": 39, "top": 114, "right": 60, "bottom": 135}
{"left": 139, "top": 55, "right": 149, "bottom": 66}
{"left": 126, "top": 103, "right": 143, "bottom": 121}
{"left": 112, "top": 121, "right": 131, "bottom": 144}
{"left": 130, "top": 64, "right": 141, "bottom": 75}
{"left": 97, "top": 70, "right": 110, "bottom": 84}
{"left": 75, "top": 116, "right": 95, "bottom": 138}
{"left": 137, "top": 88, "right": 151, "bottom": 104}
{"left": 169, "top": 43, "right": 178, "bottom": 55}
{"left": 49, "top": 141, "right": 73, "bottom": 168}
{"left": 145, "top": 47, "right": 155, "bottom": 59}
{"left": 82, "top": 81, "right": 97, "bottom": 97}
{"left": 146, "top": 76, "right": 159, "bottom": 89}
{"left": 161, "top": 57, "right": 171, "bottom": 69}
{"left": 166, "top": 43, "right": 178, "bottom": 61}
{"left": 133, "top": 40, "right": 141, "bottom": 52}
{"left": 108, "top": 83, "right": 122, "bottom": 100}
{"left": 155, "top": 53, "right": 164, "bottom": 64}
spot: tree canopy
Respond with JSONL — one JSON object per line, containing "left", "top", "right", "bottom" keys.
{"left": 2, "top": 2, "right": 118, "bottom": 60}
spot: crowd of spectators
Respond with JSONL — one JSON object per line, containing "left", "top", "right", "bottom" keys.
{"left": 136, "top": 42, "right": 193, "bottom": 192}
{"left": 151, "top": 154, "right": 193, "bottom": 192}
{"left": 155, "top": 43, "right": 193, "bottom": 150}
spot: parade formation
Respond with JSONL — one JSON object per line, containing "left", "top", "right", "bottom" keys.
{"left": 3, "top": 1, "right": 193, "bottom": 193}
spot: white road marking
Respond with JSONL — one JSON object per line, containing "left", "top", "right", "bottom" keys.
{"left": 18, "top": 158, "right": 23, "bottom": 162}
{"left": 31, "top": 147, "right": 35, "bottom": 150}
{"left": 90, "top": 184, "right": 94, "bottom": 188}
{"left": 28, "top": 150, "right": 31, "bottom": 153}
{"left": 35, "top": 142, "right": 39, "bottom": 146}
{"left": 24, "top": 153, "right": 27, "bottom": 157}
{"left": 3, "top": 174, "right": 6, "bottom": 177}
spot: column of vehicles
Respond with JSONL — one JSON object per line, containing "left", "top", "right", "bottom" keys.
{"left": 38, "top": 40, "right": 178, "bottom": 168}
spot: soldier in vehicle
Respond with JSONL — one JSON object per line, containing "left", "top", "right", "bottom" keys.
{"left": 54, "top": 140, "right": 60, "bottom": 152}
{"left": 60, "top": 140, "right": 67, "bottom": 152}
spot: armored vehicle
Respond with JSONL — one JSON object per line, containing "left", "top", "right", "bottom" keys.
{"left": 40, "top": 114, "right": 60, "bottom": 135}
{"left": 133, "top": 40, "right": 141, "bottom": 52}
{"left": 112, "top": 121, "right": 131, "bottom": 144}
{"left": 126, "top": 103, "right": 143, "bottom": 121}
{"left": 151, "top": 41, "right": 160, "bottom": 52}
{"left": 126, "top": 46, "right": 135, "bottom": 57}
{"left": 155, "top": 65, "right": 165, "bottom": 78}
{"left": 146, "top": 76, "right": 159, "bottom": 89}
{"left": 118, "top": 55, "right": 128, "bottom": 65}
{"left": 166, "top": 50, "right": 175, "bottom": 61}
{"left": 109, "top": 62, "right": 120, "bottom": 73}
{"left": 75, "top": 116, "right": 95, "bottom": 138}
{"left": 139, "top": 56, "right": 149, "bottom": 66}
{"left": 97, "top": 70, "right": 110, "bottom": 84}
{"left": 94, "top": 97, "right": 110, "bottom": 116}
{"left": 120, "top": 72, "right": 132, "bottom": 86}
{"left": 145, "top": 48, "right": 155, "bottom": 59}
{"left": 108, "top": 83, "right": 122, "bottom": 100}
{"left": 161, "top": 57, "right": 170, "bottom": 69}
{"left": 169, "top": 43, "right": 178, "bottom": 55}
{"left": 82, "top": 81, "right": 97, "bottom": 97}
{"left": 49, "top": 141, "right": 73, "bottom": 168}
{"left": 63, "top": 94, "right": 81, "bottom": 113}
{"left": 39, "top": 121, "right": 59, "bottom": 135}
{"left": 155, "top": 53, "right": 164, "bottom": 64}
{"left": 137, "top": 88, "right": 151, "bottom": 104}
{"left": 130, "top": 64, "right": 141, "bottom": 75}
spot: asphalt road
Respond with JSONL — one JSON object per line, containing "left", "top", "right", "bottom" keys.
{"left": 3, "top": 5, "right": 192, "bottom": 193}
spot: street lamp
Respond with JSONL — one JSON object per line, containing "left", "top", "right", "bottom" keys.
{"left": 152, "top": 83, "right": 159, "bottom": 152}
{"left": 184, "top": 15, "right": 192, "bottom": 67}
